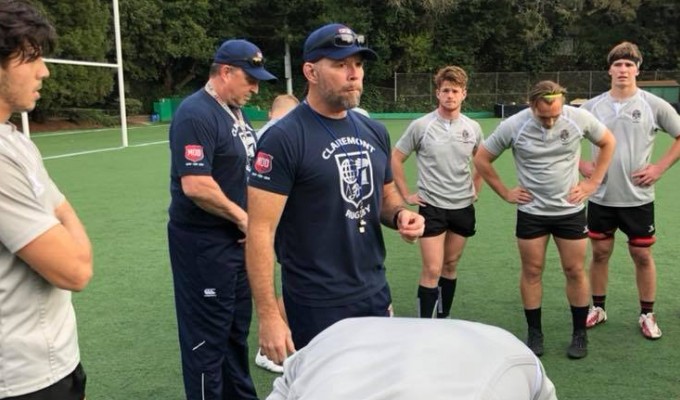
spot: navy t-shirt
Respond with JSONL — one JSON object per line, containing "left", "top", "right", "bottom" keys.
{"left": 169, "top": 89, "right": 257, "bottom": 238}
{"left": 249, "top": 105, "right": 392, "bottom": 307}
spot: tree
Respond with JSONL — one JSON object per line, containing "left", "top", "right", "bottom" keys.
{"left": 571, "top": 0, "right": 679, "bottom": 70}
{"left": 119, "top": 0, "right": 213, "bottom": 100}
{"left": 35, "top": 0, "right": 114, "bottom": 119}
{"left": 31, "top": 0, "right": 679, "bottom": 116}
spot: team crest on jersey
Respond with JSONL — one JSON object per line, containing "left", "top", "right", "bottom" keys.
{"left": 254, "top": 151, "right": 273, "bottom": 174}
{"left": 185, "top": 144, "right": 204, "bottom": 162}
{"left": 232, "top": 124, "right": 257, "bottom": 172}
{"left": 559, "top": 129, "right": 570, "bottom": 143}
{"left": 632, "top": 109, "right": 642, "bottom": 122}
{"left": 335, "top": 151, "right": 374, "bottom": 208}
{"left": 462, "top": 130, "right": 470, "bottom": 140}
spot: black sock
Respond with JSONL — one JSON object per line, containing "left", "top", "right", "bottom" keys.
{"left": 571, "top": 305, "right": 589, "bottom": 332}
{"left": 417, "top": 285, "right": 439, "bottom": 318}
{"left": 524, "top": 307, "right": 542, "bottom": 331}
{"left": 640, "top": 300, "right": 654, "bottom": 315}
{"left": 436, "top": 277, "right": 457, "bottom": 318}
{"left": 592, "top": 295, "right": 606, "bottom": 310}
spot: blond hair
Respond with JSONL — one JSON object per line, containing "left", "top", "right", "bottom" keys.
{"left": 528, "top": 80, "right": 567, "bottom": 108}
{"left": 269, "top": 94, "right": 299, "bottom": 119}
{"left": 434, "top": 66, "right": 468, "bottom": 89}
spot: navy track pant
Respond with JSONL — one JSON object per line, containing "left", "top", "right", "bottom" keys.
{"left": 168, "top": 222, "right": 257, "bottom": 400}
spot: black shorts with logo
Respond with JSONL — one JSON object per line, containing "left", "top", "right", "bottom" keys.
{"left": 587, "top": 201, "right": 655, "bottom": 244}
{"left": 516, "top": 209, "right": 587, "bottom": 240}
{"left": 419, "top": 204, "right": 476, "bottom": 238}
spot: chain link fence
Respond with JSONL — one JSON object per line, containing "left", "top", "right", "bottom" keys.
{"left": 374, "top": 70, "right": 680, "bottom": 113}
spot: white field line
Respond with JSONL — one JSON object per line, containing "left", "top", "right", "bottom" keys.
{"left": 37, "top": 124, "right": 168, "bottom": 160}
{"left": 42, "top": 140, "right": 168, "bottom": 160}
{"left": 32, "top": 123, "right": 167, "bottom": 139}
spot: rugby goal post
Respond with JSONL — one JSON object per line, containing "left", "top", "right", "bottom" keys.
{"left": 22, "top": 0, "right": 129, "bottom": 147}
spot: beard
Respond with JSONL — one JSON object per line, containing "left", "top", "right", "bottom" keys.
{"left": 317, "top": 79, "right": 362, "bottom": 110}
{"left": 0, "top": 76, "right": 35, "bottom": 115}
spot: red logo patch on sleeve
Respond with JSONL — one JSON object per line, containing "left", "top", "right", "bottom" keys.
{"left": 254, "top": 152, "right": 273, "bottom": 174}
{"left": 184, "top": 145, "right": 204, "bottom": 162}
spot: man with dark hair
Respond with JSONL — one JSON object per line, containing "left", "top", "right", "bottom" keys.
{"left": 247, "top": 23, "right": 424, "bottom": 366}
{"left": 581, "top": 41, "right": 680, "bottom": 339}
{"left": 0, "top": 1, "right": 93, "bottom": 399}
{"left": 167, "top": 39, "right": 276, "bottom": 399}
{"left": 474, "top": 80, "right": 615, "bottom": 359}
{"left": 392, "top": 65, "right": 483, "bottom": 319}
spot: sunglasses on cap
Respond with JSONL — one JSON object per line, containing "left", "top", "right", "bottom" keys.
{"left": 228, "top": 55, "right": 265, "bottom": 68}
{"left": 308, "top": 32, "right": 366, "bottom": 53}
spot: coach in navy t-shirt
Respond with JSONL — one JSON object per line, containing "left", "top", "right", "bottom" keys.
{"left": 167, "top": 39, "right": 276, "bottom": 400}
{"left": 246, "top": 23, "right": 425, "bottom": 365}
{"left": 254, "top": 102, "right": 391, "bottom": 304}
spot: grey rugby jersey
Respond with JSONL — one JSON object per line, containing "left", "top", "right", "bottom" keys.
{"left": 582, "top": 89, "right": 680, "bottom": 207}
{"left": 483, "top": 106, "right": 607, "bottom": 216}
{"left": 0, "top": 123, "right": 79, "bottom": 398}
{"left": 395, "top": 111, "right": 483, "bottom": 209}
{"left": 267, "top": 317, "right": 557, "bottom": 400}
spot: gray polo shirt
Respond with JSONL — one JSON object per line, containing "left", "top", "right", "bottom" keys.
{"left": 0, "top": 123, "right": 80, "bottom": 398}
{"left": 483, "top": 105, "right": 607, "bottom": 216}
{"left": 582, "top": 89, "right": 680, "bottom": 207}
{"left": 267, "top": 317, "right": 557, "bottom": 400}
{"left": 395, "top": 111, "right": 483, "bottom": 209}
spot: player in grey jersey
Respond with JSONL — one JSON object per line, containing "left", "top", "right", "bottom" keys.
{"left": 474, "top": 81, "right": 615, "bottom": 359}
{"left": 266, "top": 317, "right": 558, "bottom": 400}
{"left": 0, "top": 2, "right": 93, "bottom": 398}
{"left": 392, "top": 66, "right": 483, "bottom": 319}
{"left": 580, "top": 42, "right": 680, "bottom": 340}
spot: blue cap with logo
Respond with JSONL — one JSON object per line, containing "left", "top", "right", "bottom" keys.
{"left": 213, "top": 39, "right": 277, "bottom": 82}
{"left": 303, "top": 23, "right": 378, "bottom": 62}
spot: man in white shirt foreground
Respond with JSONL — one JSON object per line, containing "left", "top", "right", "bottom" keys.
{"left": 266, "top": 317, "right": 557, "bottom": 400}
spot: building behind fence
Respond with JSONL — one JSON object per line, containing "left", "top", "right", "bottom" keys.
{"left": 377, "top": 70, "right": 680, "bottom": 114}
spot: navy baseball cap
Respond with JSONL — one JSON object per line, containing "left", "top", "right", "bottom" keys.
{"left": 303, "top": 23, "right": 378, "bottom": 62}
{"left": 214, "top": 39, "right": 277, "bottom": 82}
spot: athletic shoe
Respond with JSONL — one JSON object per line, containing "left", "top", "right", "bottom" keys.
{"left": 255, "top": 349, "right": 283, "bottom": 373}
{"left": 639, "top": 312, "right": 662, "bottom": 340}
{"left": 526, "top": 327, "right": 544, "bottom": 357}
{"left": 567, "top": 330, "right": 588, "bottom": 359}
{"left": 586, "top": 306, "right": 607, "bottom": 328}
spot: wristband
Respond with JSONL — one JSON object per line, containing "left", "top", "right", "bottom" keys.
{"left": 392, "top": 208, "right": 406, "bottom": 228}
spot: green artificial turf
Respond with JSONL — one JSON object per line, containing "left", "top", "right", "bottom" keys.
{"left": 34, "top": 119, "right": 680, "bottom": 399}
